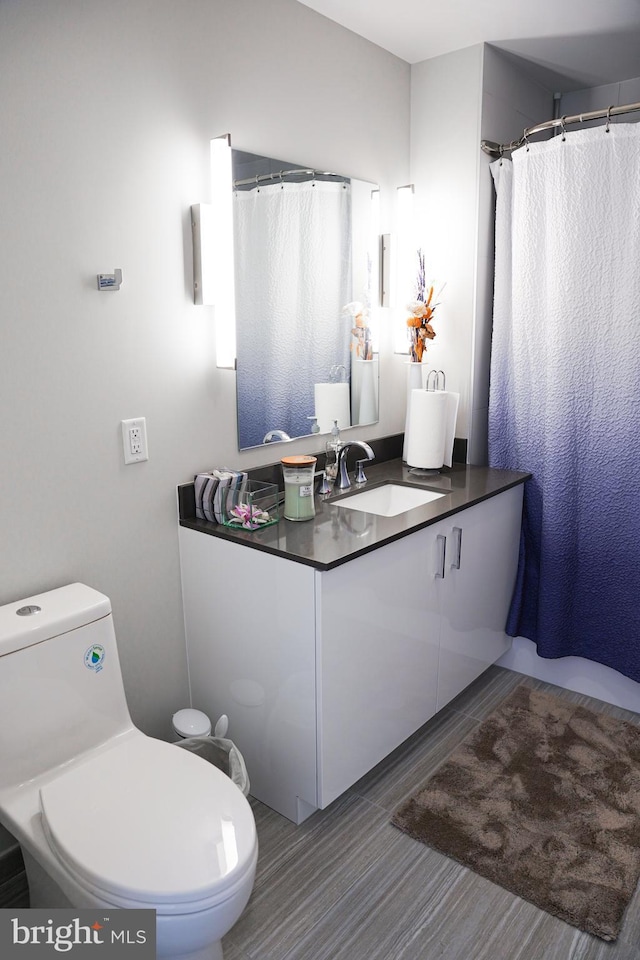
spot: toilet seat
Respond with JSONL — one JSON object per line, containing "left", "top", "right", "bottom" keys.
{"left": 39, "top": 734, "right": 257, "bottom": 909}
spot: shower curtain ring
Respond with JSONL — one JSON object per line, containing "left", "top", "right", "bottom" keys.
{"left": 560, "top": 116, "right": 567, "bottom": 141}
{"left": 523, "top": 129, "right": 530, "bottom": 152}
{"left": 499, "top": 144, "right": 504, "bottom": 166}
{"left": 606, "top": 105, "right": 614, "bottom": 133}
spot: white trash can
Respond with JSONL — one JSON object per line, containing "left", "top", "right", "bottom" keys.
{"left": 173, "top": 711, "right": 250, "bottom": 796}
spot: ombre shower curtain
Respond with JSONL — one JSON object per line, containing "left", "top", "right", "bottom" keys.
{"left": 489, "top": 124, "right": 640, "bottom": 682}
{"left": 234, "top": 180, "right": 351, "bottom": 448}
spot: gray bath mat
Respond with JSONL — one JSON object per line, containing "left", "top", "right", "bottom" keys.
{"left": 391, "top": 684, "right": 640, "bottom": 941}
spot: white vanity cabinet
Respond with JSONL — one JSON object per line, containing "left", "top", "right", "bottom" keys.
{"left": 178, "top": 482, "right": 523, "bottom": 823}
{"left": 178, "top": 529, "right": 318, "bottom": 824}
{"left": 316, "top": 521, "right": 444, "bottom": 808}
{"left": 435, "top": 485, "right": 524, "bottom": 710}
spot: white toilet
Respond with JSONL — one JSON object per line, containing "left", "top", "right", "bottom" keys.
{"left": 0, "top": 583, "right": 258, "bottom": 960}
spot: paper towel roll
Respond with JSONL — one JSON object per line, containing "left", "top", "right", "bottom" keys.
{"left": 314, "top": 382, "right": 351, "bottom": 434}
{"left": 406, "top": 389, "right": 459, "bottom": 469}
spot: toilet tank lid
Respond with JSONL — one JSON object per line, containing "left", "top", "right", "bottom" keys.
{"left": 0, "top": 583, "right": 111, "bottom": 657}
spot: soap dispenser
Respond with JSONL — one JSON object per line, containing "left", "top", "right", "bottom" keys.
{"left": 325, "top": 420, "right": 344, "bottom": 483}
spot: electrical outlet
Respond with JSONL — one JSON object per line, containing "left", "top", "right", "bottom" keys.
{"left": 121, "top": 417, "right": 148, "bottom": 464}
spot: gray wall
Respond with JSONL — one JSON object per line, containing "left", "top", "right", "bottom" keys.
{"left": 0, "top": 0, "right": 410, "bottom": 744}
{"left": 4, "top": 1, "right": 635, "bottom": 859}
{"left": 561, "top": 76, "right": 640, "bottom": 125}
{"left": 409, "top": 45, "right": 554, "bottom": 465}
{"left": 410, "top": 45, "right": 484, "bottom": 444}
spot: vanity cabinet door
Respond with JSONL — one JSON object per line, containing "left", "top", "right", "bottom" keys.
{"left": 436, "top": 485, "right": 523, "bottom": 711}
{"left": 179, "top": 527, "right": 318, "bottom": 824}
{"left": 316, "top": 521, "right": 445, "bottom": 808}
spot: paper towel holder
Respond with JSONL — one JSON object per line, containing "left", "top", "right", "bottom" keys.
{"left": 426, "top": 369, "right": 446, "bottom": 391}
{"left": 408, "top": 466, "right": 442, "bottom": 477}
{"left": 408, "top": 370, "right": 447, "bottom": 475}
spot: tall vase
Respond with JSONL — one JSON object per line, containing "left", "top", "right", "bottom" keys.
{"left": 403, "top": 361, "right": 424, "bottom": 461}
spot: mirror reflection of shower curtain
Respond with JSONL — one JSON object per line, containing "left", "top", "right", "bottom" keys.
{"left": 234, "top": 180, "right": 351, "bottom": 448}
{"left": 488, "top": 125, "right": 640, "bottom": 682}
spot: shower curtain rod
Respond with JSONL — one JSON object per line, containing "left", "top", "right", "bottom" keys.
{"left": 481, "top": 99, "right": 640, "bottom": 158}
{"left": 234, "top": 168, "right": 348, "bottom": 188}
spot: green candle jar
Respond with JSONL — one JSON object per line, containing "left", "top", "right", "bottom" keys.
{"left": 281, "top": 455, "right": 317, "bottom": 521}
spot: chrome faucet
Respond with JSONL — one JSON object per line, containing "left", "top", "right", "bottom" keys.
{"left": 335, "top": 441, "right": 375, "bottom": 490}
{"left": 262, "top": 429, "right": 291, "bottom": 443}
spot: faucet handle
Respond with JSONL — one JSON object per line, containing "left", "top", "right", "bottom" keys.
{"left": 316, "top": 470, "right": 332, "bottom": 494}
{"left": 354, "top": 459, "right": 368, "bottom": 484}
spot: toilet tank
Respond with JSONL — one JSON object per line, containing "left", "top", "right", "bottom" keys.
{"left": 0, "top": 583, "right": 134, "bottom": 791}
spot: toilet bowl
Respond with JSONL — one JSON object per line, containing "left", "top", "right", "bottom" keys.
{"left": 0, "top": 584, "right": 258, "bottom": 960}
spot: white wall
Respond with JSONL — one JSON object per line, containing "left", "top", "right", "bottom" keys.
{"left": 409, "top": 45, "right": 484, "bottom": 443}
{"left": 0, "top": 0, "right": 410, "bottom": 747}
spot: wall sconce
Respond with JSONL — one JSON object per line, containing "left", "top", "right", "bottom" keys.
{"left": 191, "top": 134, "right": 236, "bottom": 369}
{"left": 191, "top": 205, "right": 215, "bottom": 305}
{"left": 380, "top": 233, "right": 394, "bottom": 308}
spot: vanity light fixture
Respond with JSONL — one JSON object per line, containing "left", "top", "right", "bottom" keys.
{"left": 368, "top": 186, "right": 381, "bottom": 351}
{"left": 379, "top": 184, "right": 414, "bottom": 312}
{"left": 191, "top": 134, "right": 237, "bottom": 369}
{"left": 394, "top": 183, "right": 415, "bottom": 352}
{"left": 211, "top": 134, "right": 236, "bottom": 368}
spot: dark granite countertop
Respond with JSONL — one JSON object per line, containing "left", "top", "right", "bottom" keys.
{"left": 178, "top": 458, "right": 530, "bottom": 571}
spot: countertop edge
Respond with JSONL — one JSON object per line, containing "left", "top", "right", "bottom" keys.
{"left": 178, "top": 463, "right": 531, "bottom": 571}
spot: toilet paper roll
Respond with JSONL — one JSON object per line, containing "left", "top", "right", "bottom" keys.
{"left": 314, "top": 382, "right": 351, "bottom": 434}
{"left": 406, "top": 389, "right": 459, "bottom": 469}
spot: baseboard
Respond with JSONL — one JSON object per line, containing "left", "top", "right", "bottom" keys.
{"left": 0, "top": 844, "right": 29, "bottom": 908}
{"left": 498, "top": 636, "right": 640, "bottom": 714}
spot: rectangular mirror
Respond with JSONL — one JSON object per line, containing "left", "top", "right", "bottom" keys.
{"left": 232, "top": 149, "right": 380, "bottom": 450}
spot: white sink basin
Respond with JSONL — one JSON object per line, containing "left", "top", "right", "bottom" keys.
{"left": 334, "top": 483, "right": 446, "bottom": 517}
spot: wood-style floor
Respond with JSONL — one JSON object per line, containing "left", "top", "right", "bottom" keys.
{"left": 2, "top": 666, "right": 639, "bottom": 958}
{"left": 223, "top": 666, "right": 640, "bottom": 960}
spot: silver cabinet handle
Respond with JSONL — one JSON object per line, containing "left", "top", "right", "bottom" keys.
{"left": 451, "top": 526, "right": 462, "bottom": 570}
{"left": 436, "top": 534, "right": 446, "bottom": 578}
